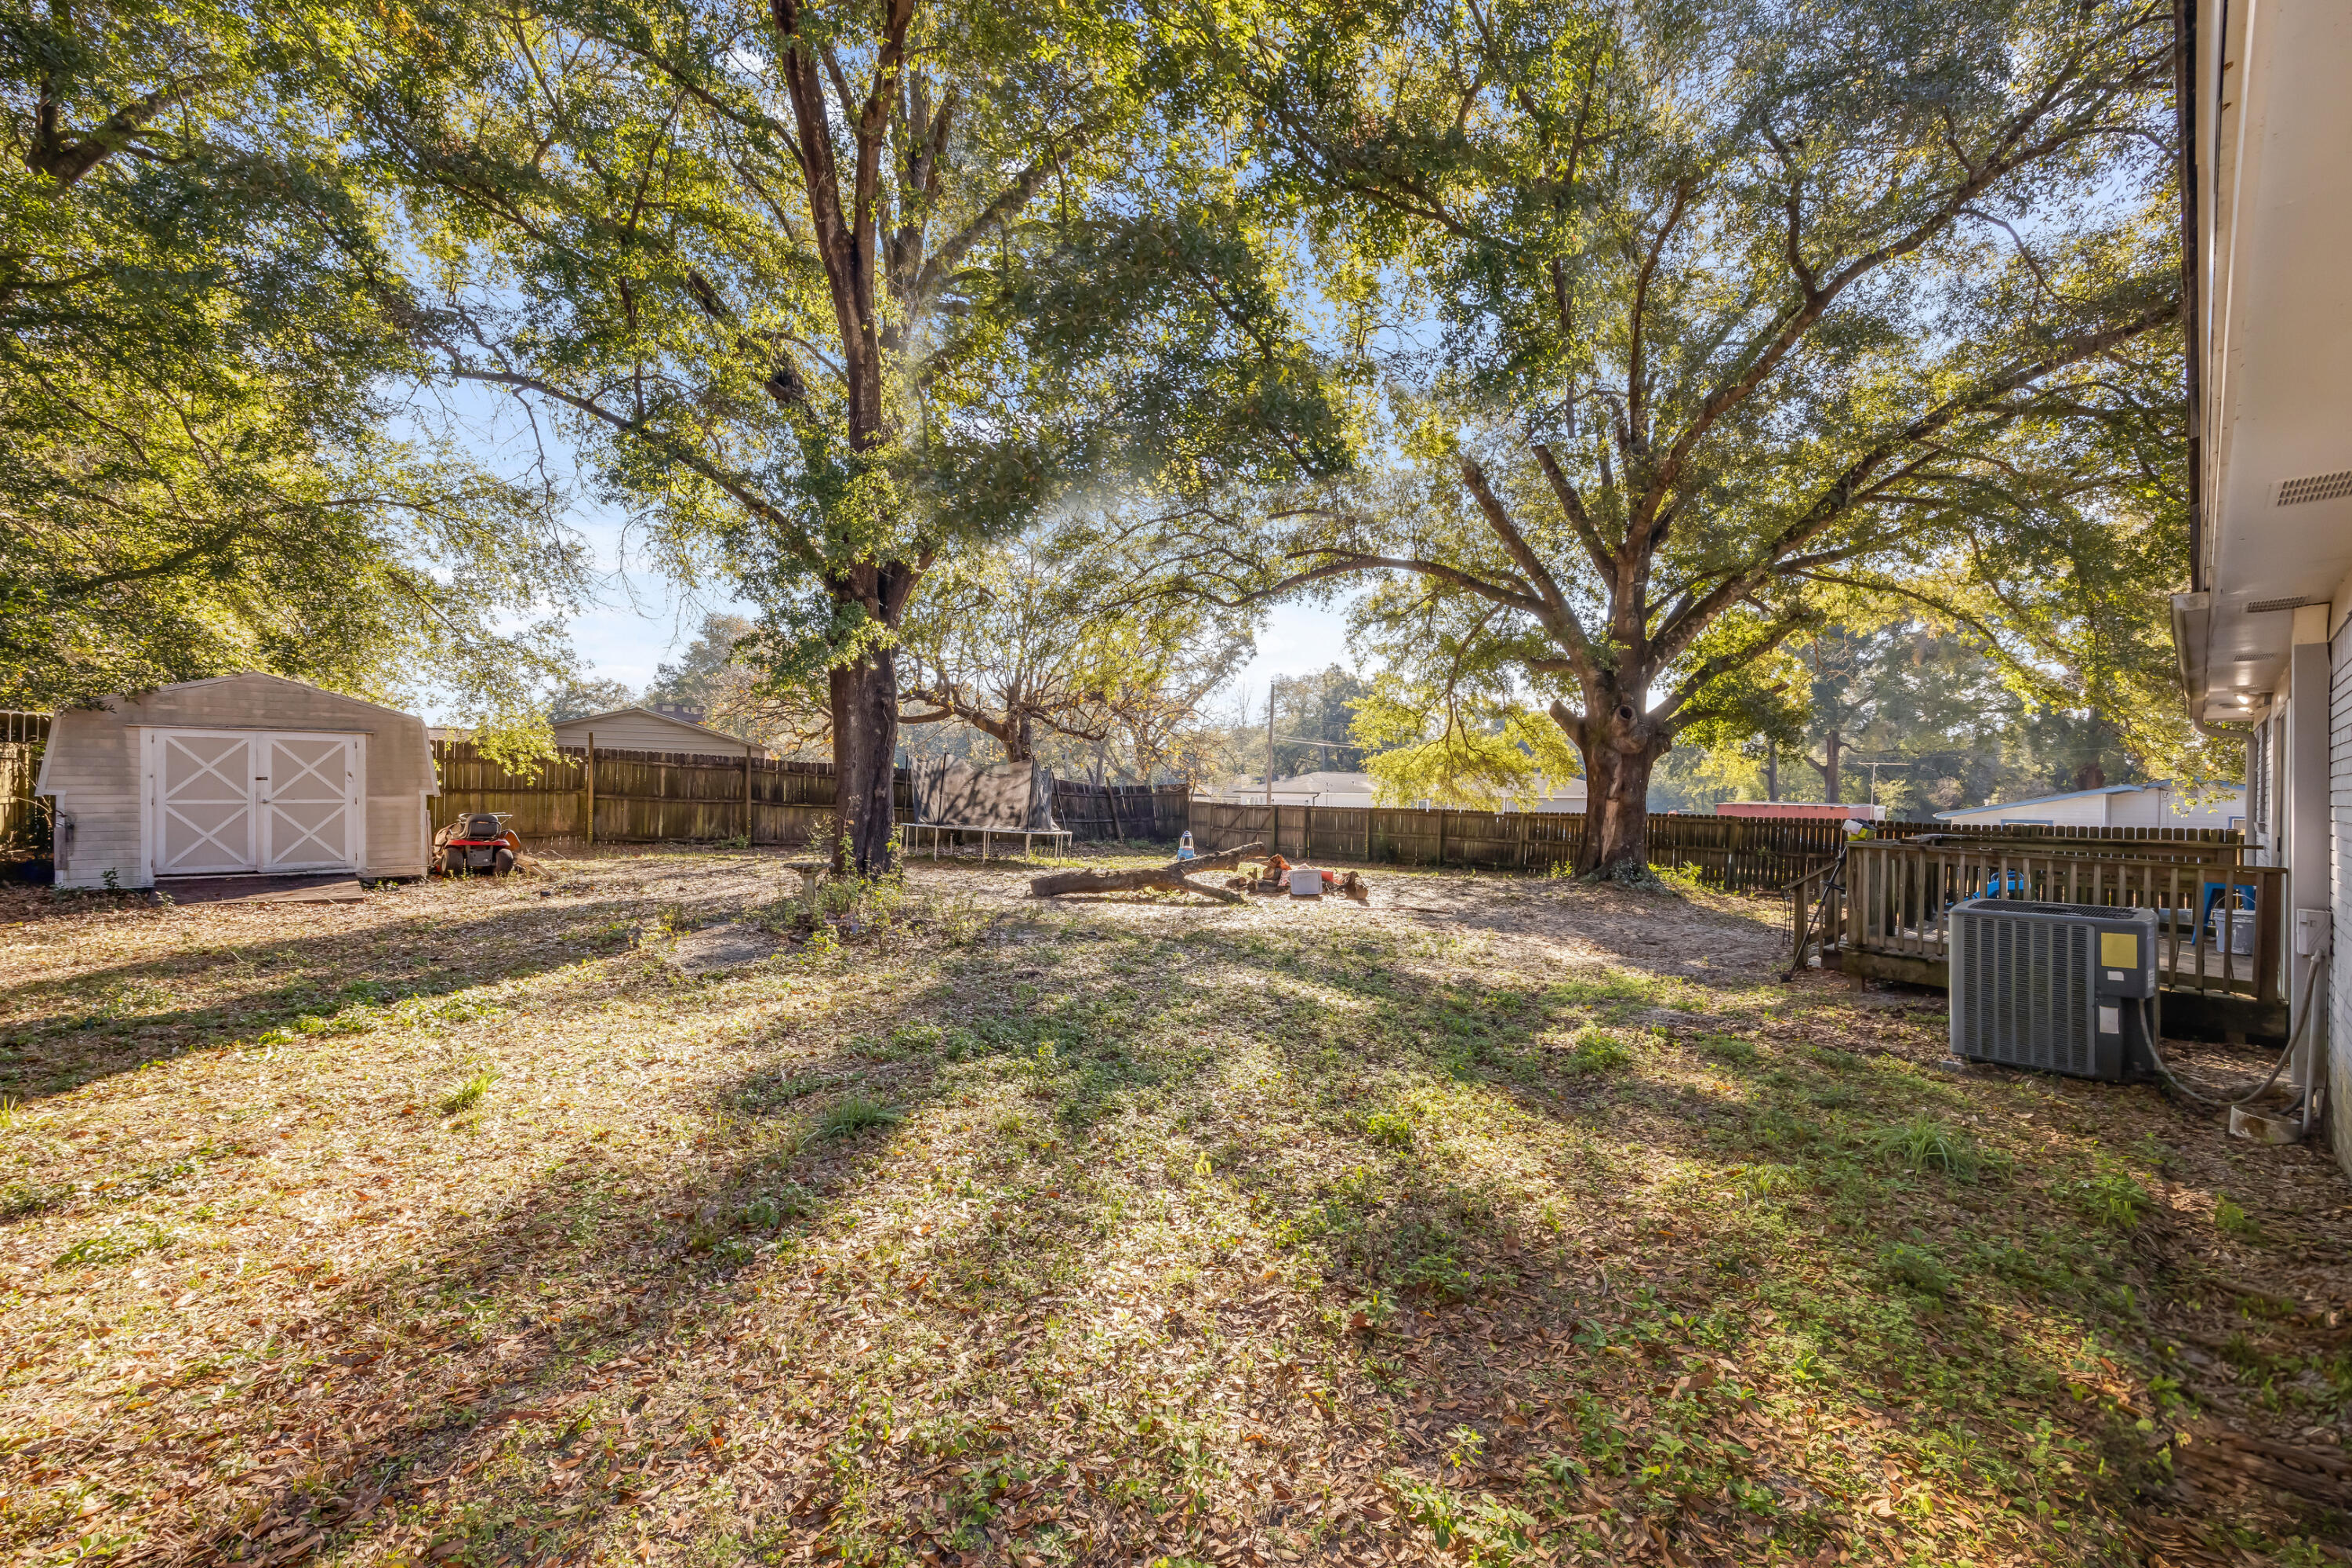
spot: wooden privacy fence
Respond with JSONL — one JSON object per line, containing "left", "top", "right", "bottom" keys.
{"left": 1051, "top": 782, "right": 1190, "bottom": 842}
{"left": 1, "top": 711, "right": 51, "bottom": 857}
{"left": 433, "top": 742, "right": 1176, "bottom": 848}
{"left": 1793, "top": 838, "right": 2285, "bottom": 1034}
{"left": 431, "top": 741, "right": 855, "bottom": 847}
{"left": 1184, "top": 800, "right": 2241, "bottom": 893}
{"left": 429, "top": 739, "right": 2248, "bottom": 879}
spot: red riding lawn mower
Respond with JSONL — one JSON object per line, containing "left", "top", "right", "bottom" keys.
{"left": 434, "top": 813, "right": 521, "bottom": 877}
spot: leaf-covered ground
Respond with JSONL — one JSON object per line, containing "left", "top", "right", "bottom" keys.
{"left": 2, "top": 848, "right": 2347, "bottom": 1568}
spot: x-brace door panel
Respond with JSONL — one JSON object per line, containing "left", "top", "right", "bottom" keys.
{"left": 154, "top": 731, "right": 256, "bottom": 874}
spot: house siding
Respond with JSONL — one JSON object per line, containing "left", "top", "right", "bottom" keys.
{"left": 2330, "top": 620, "right": 2352, "bottom": 1164}
{"left": 34, "top": 675, "right": 435, "bottom": 888}
{"left": 551, "top": 712, "right": 762, "bottom": 757}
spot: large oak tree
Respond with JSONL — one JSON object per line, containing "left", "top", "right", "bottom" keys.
{"left": 1, "top": 0, "right": 581, "bottom": 728}
{"left": 1171, "top": 0, "right": 2180, "bottom": 877}
{"left": 351, "top": 0, "right": 1347, "bottom": 870}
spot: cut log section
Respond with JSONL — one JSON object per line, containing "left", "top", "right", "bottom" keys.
{"left": 1028, "top": 843, "right": 1266, "bottom": 905}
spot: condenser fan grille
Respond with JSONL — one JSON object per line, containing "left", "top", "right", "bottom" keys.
{"left": 1953, "top": 908, "right": 2092, "bottom": 1075}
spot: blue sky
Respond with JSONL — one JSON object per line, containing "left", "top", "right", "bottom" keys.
{"left": 490, "top": 513, "right": 1363, "bottom": 722}
{"left": 408, "top": 383, "right": 1364, "bottom": 723}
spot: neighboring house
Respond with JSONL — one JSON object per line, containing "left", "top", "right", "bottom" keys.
{"left": 1933, "top": 782, "right": 2245, "bottom": 831}
{"left": 34, "top": 673, "right": 436, "bottom": 889}
{"left": 1207, "top": 771, "right": 1380, "bottom": 807}
{"left": 1718, "top": 801, "right": 1887, "bottom": 822}
{"left": 2168, "top": 0, "right": 2350, "bottom": 1164}
{"left": 1205, "top": 771, "right": 1588, "bottom": 811}
{"left": 549, "top": 706, "right": 770, "bottom": 759}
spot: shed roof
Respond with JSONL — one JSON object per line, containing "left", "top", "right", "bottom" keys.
{"left": 73, "top": 672, "right": 423, "bottom": 722}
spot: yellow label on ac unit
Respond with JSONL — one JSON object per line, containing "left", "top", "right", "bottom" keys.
{"left": 2100, "top": 931, "right": 2139, "bottom": 969}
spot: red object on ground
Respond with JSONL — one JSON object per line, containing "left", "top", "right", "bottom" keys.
{"left": 1715, "top": 801, "right": 1887, "bottom": 822}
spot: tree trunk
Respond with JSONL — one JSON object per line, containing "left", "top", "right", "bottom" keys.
{"left": 1029, "top": 841, "right": 1263, "bottom": 902}
{"left": 1764, "top": 738, "right": 1780, "bottom": 801}
{"left": 833, "top": 645, "right": 900, "bottom": 877}
{"left": 1582, "top": 742, "right": 1661, "bottom": 880}
{"left": 1817, "top": 728, "right": 1843, "bottom": 803}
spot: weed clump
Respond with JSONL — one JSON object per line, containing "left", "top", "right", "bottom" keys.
{"left": 1566, "top": 1029, "right": 1632, "bottom": 1075}
{"left": 1740, "top": 1163, "right": 1806, "bottom": 1200}
{"left": 1869, "top": 1112, "right": 1986, "bottom": 1181}
{"left": 2213, "top": 1193, "right": 2261, "bottom": 1240}
{"left": 1883, "top": 1242, "right": 1955, "bottom": 1296}
{"left": 1400, "top": 1251, "right": 1481, "bottom": 1299}
{"left": 437, "top": 1069, "right": 497, "bottom": 1116}
{"left": 742, "top": 1185, "right": 818, "bottom": 1230}
{"left": 1363, "top": 1110, "right": 1416, "bottom": 1149}
{"left": 55, "top": 1220, "right": 173, "bottom": 1270}
{"left": 1699, "top": 1034, "right": 1757, "bottom": 1065}
{"left": 2, "top": 1179, "right": 67, "bottom": 1220}
{"left": 2071, "top": 1167, "right": 2150, "bottom": 1230}
{"left": 819, "top": 1095, "right": 903, "bottom": 1138}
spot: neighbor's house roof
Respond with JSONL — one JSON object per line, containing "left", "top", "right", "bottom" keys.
{"left": 1931, "top": 781, "right": 2242, "bottom": 821}
{"left": 1210, "top": 771, "right": 1377, "bottom": 797}
{"left": 549, "top": 705, "right": 771, "bottom": 757}
{"left": 1272, "top": 771, "right": 1377, "bottom": 793}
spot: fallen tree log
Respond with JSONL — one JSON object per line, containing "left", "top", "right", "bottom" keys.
{"left": 1028, "top": 842, "right": 1266, "bottom": 904}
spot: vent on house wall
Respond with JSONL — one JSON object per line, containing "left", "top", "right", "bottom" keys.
{"left": 2247, "top": 595, "right": 2321, "bottom": 612}
{"left": 2277, "top": 470, "right": 2352, "bottom": 506}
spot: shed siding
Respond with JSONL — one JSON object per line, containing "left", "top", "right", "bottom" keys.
{"left": 552, "top": 711, "right": 761, "bottom": 757}
{"left": 34, "top": 675, "right": 434, "bottom": 888}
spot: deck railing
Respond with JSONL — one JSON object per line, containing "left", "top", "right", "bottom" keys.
{"left": 1799, "top": 839, "right": 2285, "bottom": 1004}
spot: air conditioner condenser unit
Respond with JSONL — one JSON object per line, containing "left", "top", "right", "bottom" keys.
{"left": 1947, "top": 899, "right": 2158, "bottom": 1082}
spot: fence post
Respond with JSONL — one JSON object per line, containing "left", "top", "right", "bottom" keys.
{"left": 586, "top": 733, "right": 596, "bottom": 845}
{"left": 1437, "top": 809, "right": 1447, "bottom": 867}
{"left": 743, "top": 752, "right": 753, "bottom": 844}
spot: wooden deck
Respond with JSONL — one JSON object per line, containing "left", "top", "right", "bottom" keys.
{"left": 1792, "top": 838, "right": 2287, "bottom": 1041}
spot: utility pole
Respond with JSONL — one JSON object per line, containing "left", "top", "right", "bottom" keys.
{"left": 1860, "top": 759, "right": 1908, "bottom": 811}
{"left": 1265, "top": 685, "right": 1276, "bottom": 812}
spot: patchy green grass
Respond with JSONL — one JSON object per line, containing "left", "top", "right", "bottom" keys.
{"left": 0, "top": 847, "right": 2344, "bottom": 1568}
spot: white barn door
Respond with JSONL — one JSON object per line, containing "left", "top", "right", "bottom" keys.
{"left": 154, "top": 731, "right": 258, "bottom": 874}
{"left": 259, "top": 733, "right": 362, "bottom": 872}
{"left": 147, "top": 729, "right": 363, "bottom": 878}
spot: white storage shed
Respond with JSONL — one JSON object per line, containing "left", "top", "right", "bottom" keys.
{"left": 34, "top": 674, "right": 437, "bottom": 889}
